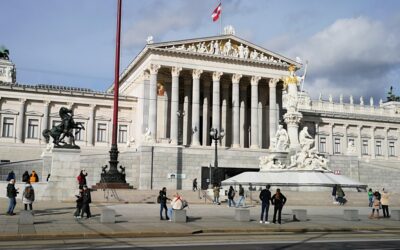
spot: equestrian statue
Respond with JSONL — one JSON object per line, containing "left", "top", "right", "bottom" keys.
{"left": 42, "top": 107, "right": 85, "bottom": 148}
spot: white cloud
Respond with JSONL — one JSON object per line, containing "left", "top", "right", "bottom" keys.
{"left": 275, "top": 16, "right": 400, "bottom": 101}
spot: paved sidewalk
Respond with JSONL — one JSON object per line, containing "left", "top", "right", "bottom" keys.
{"left": 0, "top": 198, "right": 399, "bottom": 240}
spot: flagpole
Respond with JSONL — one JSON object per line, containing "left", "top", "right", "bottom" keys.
{"left": 220, "top": 0, "right": 222, "bottom": 34}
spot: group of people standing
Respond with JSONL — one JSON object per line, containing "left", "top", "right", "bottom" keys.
{"left": 226, "top": 184, "right": 246, "bottom": 207}
{"left": 259, "top": 185, "right": 287, "bottom": 224}
{"left": 74, "top": 169, "right": 91, "bottom": 219}
{"left": 5, "top": 170, "right": 37, "bottom": 216}
{"left": 368, "top": 188, "right": 390, "bottom": 219}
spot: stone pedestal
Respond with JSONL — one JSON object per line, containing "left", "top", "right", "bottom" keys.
{"left": 284, "top": 112, "right": 302, "bottom": 149}
{"left": 172, "top": 210, "right": 187, "bottom": 223}
{"left": 343, "top": 209, "right": 359, "bottom": 221}
{"left": 18, "top": 211, "right": 34, "bottom": 225}
{"left": 234, "top": 208, "right": 250, "bottom": 221}
{"left": 41, "top": 148, "right": 81, "bottom": 201}
{"left": 292, "top": 209, "right": 307, "bottom": 221}
{"left": 101, "top": 209, "right": 116, "bottom": 223}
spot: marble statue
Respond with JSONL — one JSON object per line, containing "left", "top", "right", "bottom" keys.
{"left": 250, "top": 49, "right": 259, "bottom": 60}
{"left": 208, "top": 41, "right": 215, "bottom": 54}
{"left": 223, "top": 39, "right": 232, "bottom": 56}
{"left": 238, "top": 43, "right": 244, "bottom": 59}
{"left": 360, "top": 96, "right": 364, "bottom": 105}
{"left": 339, "top": 94, "right": 343, "bottom": 104}
{"left": 346, "top": 140, "right": 357, "bottom": 155}
{"left": 379, "top": 99, "right": 383, "bottom": 107}
{"left": 319, "top": 93, "right": 322, "bottom": 101}
{"left": 146, "top": 36, "right": 154, "bottom": 44}
{"left": 142, "top": 128, "right": 152, "bottom": 142}
{"left": 370, "top": 97, "right": 374, "bottom": 107}
{"left": 274, "top": 125, "right": 289, "bottom": 151}
{"left": 350, "top": 95, "right": 354, "bottom": 105}
{"left": 214, "top": 41, "right": 220, "bottom": 55}
{"left": 223, "top": 25, "right": 236, "bottom": 35}
{"left": 328, "top": 94, "right": 333, "bottom": 103}
{"left": 299, "top": 126, "right": 314, "bottom": 151}
{"left": 259, "top": 155, "right": 286, "bottom": 171}
{"left": 243, "top": 46, "right": 249, "bottom": 59}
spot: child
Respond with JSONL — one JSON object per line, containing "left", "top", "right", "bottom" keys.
{"left": 367, "top": 188, "right": 373, "bottom": 207}
{"left": 74, "top": 188, "right": 83, "bottom": 218}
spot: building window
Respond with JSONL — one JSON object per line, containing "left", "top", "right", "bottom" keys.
{"left": 118, "top": 125, "right": 127, "bottom": 143}
{"left": 27, "top": 119, "right": 39, "bottom": 138}
{"left": 375, "top": 140, "right": 382, "bottom": 156}
{"left": 2, "top": 117, "right": 14, "bottom": 137}
{"left": 97, "top": 123, "right": 107, "bottom": 142}
{"left": 319, "top": 137, "right": 326, "bottom": 153}
{"left": 389, "top": 141, "right": 396, "bottom": 156}
{"left": 362, "top": 140, "right": 369, "bottom": 155}
{"left": 334, "top": 138, "right": 341, "bottom": 154}
{"left": 74, "top": 122, "right": 84, "bottom": 141}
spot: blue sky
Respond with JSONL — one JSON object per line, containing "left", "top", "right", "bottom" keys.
{"left": 2, "top": 0, "right": 400, "bottom": 102}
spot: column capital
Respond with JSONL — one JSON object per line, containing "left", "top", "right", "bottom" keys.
{"left": 43, "top": 100, "right": 51, "bottom": 106}
{"left": 89, "top": 104, "right": 97, "bottom": 110}
{"left": 250, "top": 76, "right": 261, "bottom": 86}
{"left": 143, "top": 70, "right": 150, "bottom": 80}
{"left": 232, "top": 74, "right": 242, "bottom": 84}
{"left": 212, "top": 71, "right": 223, "bottom": 81}
{"left": 192, "top": 69, "right": 203, "bottom": 79}
{"left": 67, "top": 102, "right": 74, "bottom": 109}
{"left": 20, "top": 98, "right": 27, "bottom": 105}
{"left": 149, "top": 64, "right": 161, "bottom": 74}
{"left": 269, "top": 78, "right": 279, "bottom": 88}
{"left": 171, "top": 66, "right": 182, "bottom": 77}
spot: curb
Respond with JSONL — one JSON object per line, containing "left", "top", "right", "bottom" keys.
{"left": 1, "top": 226, "right": 400, "bottom": 241}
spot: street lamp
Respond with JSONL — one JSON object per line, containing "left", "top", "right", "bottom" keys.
{"left": 177, "top": 110, "right": 185, "bottom": 145}
{"left": 210, "top": 128, "right": 225, "bottom": 185}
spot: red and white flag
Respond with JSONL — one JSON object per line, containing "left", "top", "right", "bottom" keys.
{"left": 211, "top": 3, "right": 221, "bottom": 22}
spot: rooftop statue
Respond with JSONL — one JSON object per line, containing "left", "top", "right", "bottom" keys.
{"left": 42, "top": 107, "right": 85, "bottom": 148}
{"left": 387, "top": 86, "right": 400, "bottom": 102}
{"left": 0, "top": 46, "right": 10, "bottom": 60}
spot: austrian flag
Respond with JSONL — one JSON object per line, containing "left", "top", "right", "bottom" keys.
{"left": 211, "top": 3, "right": 221, "bottom": 22}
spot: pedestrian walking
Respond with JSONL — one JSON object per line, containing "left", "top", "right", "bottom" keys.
{"left": 213, "top": 184, "right": 220, "bottom": 205}
{"left": 236, "top": 184, "right": 245, "bottom": 207}
{"left": 331, "top": 185, "right": 337, "bottom": 204}
{"left": 271, "top": 188, "right": 287, "bottom": 224}
{"left": 22, "top": 183, "right": 35, "bottom": 211}
{"left": 192, "top": 178, "right": 198, "bottom": 191}
{"left": 336, "top": 185, "right": 347, "bottom": 205}
{"left": 80, "top": 185, "right": 91, "bottom": 219}
{"left": 29, "top": 170, "right": 39, "bottom": 183}
{"left": 381, "top": 188, "right": 390, "bottom": 218}
{"left": 227, "top": 186, "right": 236, "bottom": 207}
{"left": 369, "top": 192, "right": 380, "bottom": 219}
{"left": 74, "top": 188, "right": 84, "bottom": 218}
{"left": 259, "top": 184, "right": 271, "bottom": 224}
{"left": 6, "top": 171, "right": 15, "bottom": 182}
{"left": 22, "top": 171, "right": 30, "bottom": 183}
{"left": 6, "top": 179, "right": 18, "bottom": 215}
{"left": 367, "top": 188, "right": 373, "bottom": 207}
{"left": 77, "top": 169, "right": 88, "bottom": 189}
{"left": 159, "top": 187, "right": 170, "bottom": 220}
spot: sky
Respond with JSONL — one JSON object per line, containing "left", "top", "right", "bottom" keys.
{"left": 1, "top": 0, "right": 400, "bottom": 102}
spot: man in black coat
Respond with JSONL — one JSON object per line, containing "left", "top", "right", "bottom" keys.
{"left": 271, "top": 188, "right": 287, "bottom": 224}
{"left": 80, "top": 185, "right": 91, "bottom": 219}
{"left": 159, "top": 187, "right": 170, "bottom": 220}
{"left": 259, "top": 184, "right": 271, "bottom": 224}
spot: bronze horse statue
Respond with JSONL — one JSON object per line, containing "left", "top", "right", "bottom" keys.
{"left": 42, "top": 107, "right": 85, "bottom": 148}
{"left": 0, "top": 46, "right": 9, "bottom": 60}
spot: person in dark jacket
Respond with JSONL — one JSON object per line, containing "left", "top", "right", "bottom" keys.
{"left": 80, "top": 185, "right": 91, "bottom": 218}
{"left": 259, "top": 184, "right": 272, "bottom": 224}
{"left": 6, "top": 171, "right": 15, "bottom": 182}
{"left": 159, "top": 187, "right": 170, "bottom": 220}
{"left": 227, "top": 186, "right": 236, "bottom": 207}
{"left": 74, "top": 188, "right": 84, "bottom": 218}
{"left": 22, "top": 171, "right": 30, "bottom": 183}
{"left": 6, "top": 179, "right": 18, "bottom": 215}
{"left": 236, "top": 184, "right": 245, "bottom": 207}
{"left": 271, "top": 188, "right": 287, "bottom": 224}
{"left": 332, "top": 185, "right": 337, "bottom": 203}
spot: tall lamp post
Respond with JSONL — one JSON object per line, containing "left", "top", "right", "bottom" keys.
{"left": 177, "top": 110, "right": 185, "bottom": 145}
{"left": 99, "top": 0, "right": 129, "bottom": 188}
{"left": 210, "top": 128, "right": 225, "bottom": 185}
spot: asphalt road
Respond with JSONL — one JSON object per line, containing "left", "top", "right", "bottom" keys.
{"left": 1, "top": 232, "right": 400, "bottom": 250}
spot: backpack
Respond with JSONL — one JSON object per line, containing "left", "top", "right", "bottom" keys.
{"left": 157, "top": 195, "right": 161, "bottom": 204}
{"left": 24, "top": 186, "right": 33, "bottom": 199}
{"left": 77, "top": 175, "right": 82, "bottom": 183}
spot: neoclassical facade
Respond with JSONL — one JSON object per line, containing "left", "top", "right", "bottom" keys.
{"left": 1, "top": 34, "right": 399, "bottom": 186}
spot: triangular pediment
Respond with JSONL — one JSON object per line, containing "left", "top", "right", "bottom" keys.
{"left": 148, "top": 35, "right": 300, "bottom": 68}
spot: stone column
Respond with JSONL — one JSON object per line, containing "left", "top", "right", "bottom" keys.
{"left": 16, "top": 99, "right": 26, "bottom": 143}
{"left": 191, "top": 69, "right": 202, "bottom": 146}
{"left": 202, "top": 80, "right": 211, "bottom": 146}
{"left": 231, "top": 74, "right": 242, "bottom": 148}
{"left": 250, "top": 76, "right": 260, "bottom": 149}
{"left": 142, "top": 71, "right": 150, "bottom": 133}
{"left": 87, "top": 104, "right": 96, "bottom": 146}
{"left": 170, "top": 66, "right": 182, "bottom": 144}
{"left": 384, "top": 127, "right": 389, "bottom": 159}
{"left": 221, "top": 83, "right": 229, "bottom": 146}
{"left": 371, "top": 126, "right": 376, "bottom": 159}
{"left": 269, "top": 79, "right": 278, "bottom": 147}
{"left": 315, "top": 122, "right": 319, "bottom": 151}
{"left": 358, "top": 126, "right": 362, "bottom": 158}
{"left": 343, "top": 124, "right": 349, "bottom": 153}
{"left": 212, "top": 72, "right": 223, "bottom": 131}
{"left": 41, "top": 101, "right": 50, "bottom": 143}
{"left": 183, "top": 77, "right": 191, "bottom": 146}
{"left": 240, "top": 84, "right": 247, "bottom": 148}
{"left": 329, "top": 123, "right": 334, "bottom": 154}
{"left": 148, "top": 64, "right": 160, "bottom": 141}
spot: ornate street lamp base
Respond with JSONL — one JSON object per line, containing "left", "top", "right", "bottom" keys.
{"left": 92, "top": 144, "right": 133, "bottom": 190}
